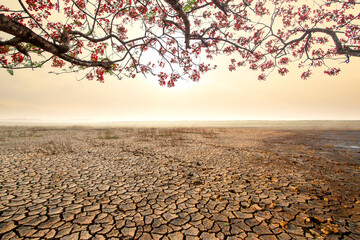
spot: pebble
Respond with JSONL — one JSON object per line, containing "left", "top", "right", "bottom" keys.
{"left": 0, "top": 221, "right": 16, "bottom": 234}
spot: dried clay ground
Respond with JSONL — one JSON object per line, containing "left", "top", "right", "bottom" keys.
{"left": 0, "top": 127, "right": 359, "bottom": 240}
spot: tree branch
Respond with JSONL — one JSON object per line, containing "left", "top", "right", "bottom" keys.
{"left": 163, "top": 19, "right": 185, "bottom": 33}
{"left": 0, "top": 14, "right": 112, "bottom": 69}
{"left": 0, "top": 14, "right": 70, "bottom": 54}
{"left": 164, "top": 0, "right": 190, "bottom": 48}
{"left": 211, "top": 0, "right": 229, "bottom": 15}
{"left": 307, "top": 28, "right": 360, "bottom": 57}
{"left": 290, "top": 28, "right": 360, "bottom": 57}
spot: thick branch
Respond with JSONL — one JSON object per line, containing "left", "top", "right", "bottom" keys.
{"left": 211, "top": 0, "right": 228, "bottom": 15}
{"left": 163, "top": 19, "right": 185, "bottom": 33}
{"left": 0, "top": 14, "right": 112, "bottom": 69}
{"left": 289, "top": 28, "right": 360, "bottom": 57}
{"left": 164, "top": 0, "right": 190, "bottom": 48}
{"left": 306, "top": 28, "right": 360, "bottom": 57}
{"left": 0, "top": 14, "right": 70, "bottom": 54}
{"left": 0, "top": 37, "right": 29, "bottom": 56}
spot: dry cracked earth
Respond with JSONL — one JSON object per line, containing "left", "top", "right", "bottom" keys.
{"left": 0, "top": 127, "right": 359, "bottom": 240}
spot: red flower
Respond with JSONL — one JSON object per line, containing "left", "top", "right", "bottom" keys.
{"left": 301, "top": 70, "right": 312, "bottom": 80}
{"left": 11, "top": 53, "right": 24, "bottom": 64}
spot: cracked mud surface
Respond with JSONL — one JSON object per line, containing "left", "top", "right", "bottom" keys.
{"left": 0, "top": 127, "right": 359, "bottom": 239}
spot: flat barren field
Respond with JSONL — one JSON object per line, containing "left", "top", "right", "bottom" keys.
{"left": 0, "top": 127, "right": 359, "bottom": 239}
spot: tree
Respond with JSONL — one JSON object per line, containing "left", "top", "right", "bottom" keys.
{"left": 0, "top": 0, "right": 359, "bottom": 87}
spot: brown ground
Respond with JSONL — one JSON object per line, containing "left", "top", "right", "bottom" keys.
{"left": 0, "top": 127, "right": 359, "bottom": 239}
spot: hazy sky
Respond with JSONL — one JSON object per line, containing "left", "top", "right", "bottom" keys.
{"left": 1, "top": 0, "right": 360, "bottom": 122}
{"left": 0, "top": 54, "right": 359, "bottom": 122}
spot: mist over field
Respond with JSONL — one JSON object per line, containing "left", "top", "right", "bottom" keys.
{"left": 0, "top": 119, "right": 359, "bottom": 129}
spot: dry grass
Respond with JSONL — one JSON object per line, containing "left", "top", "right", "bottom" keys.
{"left": 135, "top": 128, "right": 218, "bottom": 140}
{"left": 37, "top": 140, "right": 74, "bottom": 155}
{"left": 99, "top": 129, "right": 119, "bottom": 140}
{"left": 199, "top": 128, "right": 217, "bottom": 138}
{"left": 133, "top": 127, "right": 219, "bottom": 147}
{"left": 0, "top": 128, "right": 44, "bottom": 138}
{"left": 134, "top": 128, "right": 184, "bottom": 147}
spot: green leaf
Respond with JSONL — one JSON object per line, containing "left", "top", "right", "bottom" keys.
{"left": 184, "top": 0, "right": 196, "bottom": 12}
{"left": 7, "top": 69, "right": 14, "bottom": 76}
{"left": 184, "top": 5, "right": 191, "bottom": 12}
{"left": 145, "top": 11, "right": 156, "bottom": 18}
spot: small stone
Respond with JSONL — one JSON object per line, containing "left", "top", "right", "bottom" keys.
{"left": 253, "top": 222, "right": 273, "bottom": 235}
{"left": 44, "top": 229, "right": 56, "bottom": 239}
{"left": 260, "top": 235, "right": 278, "bottom": 240}
{"left": 60, "top": 232, "right": 79, "bottom": 240}
{"left": 153, "top": 225, "right": 168, "bottom": 235}
{"left": 169, "top": 231, "right": 184, "bottom": 240}
{"left": 95, "top": 215, "right": 114, "bottom": 224}
{"left": 211, "top": 214, "right": 228, "bottom": 222}
{"left": 48, "top": 207, "right": 63, "bottom": 215}
{"left": 280, "top": 221, "right": 288, "bottom": 228}
{"left": 6, "top": 200, "right": 28, "bottom": 207}
{"left": 233, "top": 211, "right": 253, "bottom": 219}
{"left": 245, "top": 218, "right": 261, "bottom": 227}
{"left": 98, "top": 185, "right": 110, "bottom": 191}
{"left": 18, "top": 215, "right": 37, "bottom": 225}
{"left": 1, "top": 231, "right": 16, "bottom": 239}
{"left": 38, "top": 215, "right": 61, "bottom": 229}
{"left": 52, "top": 220, "right": 65, "bottom": 229}
{"left": 120, "top": 203, "right": 136, "bottom": 211}
{"left": 139, "top": 232, "right": 152, "bottom": 240}
{"left": 234, "top": 219, "right": 251, "bottom": 232}
{"left": 0, "top": 221, "right": 16, "bottom": 234}
{"left": 209, "top": 222, "right": 221, "bottom": 233}
{"left": 58, "top": 222, "right": 72, "bottom": 231}
{"left": 33, "top": 198, "right": 47, "bottom": 204}
{"left": 170, "top": 218, "right": 188, "bottom": 226}
{"left": 184, "top": 226, "right": 200, "bottom": 236}
{"left": 98, "top": 224, "right": 113, "bottom": 234}
{"left": 55, "top": 227, "right": 72, "bottom": 238}
{"left": 285, "top": 224, "right": 304, "bottom": 236}
{"left": 269, "top": 203, "right": 276, "bottom": 209}
{"left": 74, "top": 215, "right": 95, "bottom": 225}
{"left": 1, "top": 195, "right": 15, "bottom": 201}
{"left": 31, "top": 229, "right": 50, "bottom": 238}
{"left": 24, "top": 215, "right": 48, "bottom": 226}
{"left": 80, "top": 230, "right": 92, "bottom": 239}
{"left": 191, "top": 212, "right": 204, "bottom": 221}
{"left": 280, "top": 211, "right": 295, "bottom": 222}
{"left": 10, "top": 213, "right": 26, "bottom": 221}
{"left": 187, "top": 236, "right": 200, "bottom": 240}
{"left": 96, "top": 213, "right": 108, "bottom": 221}
{"left": 309, "top": 228, "right": 321, "bottom": 237}
{"left": 230, "top": 225, "right": 243, "bottom": 235}
{"left": 216, "top": 232, "right": 225, "bottom": 239}
{"left": 163, "top": 212, "right": 178, "bottom": 221}
{"left": 106, "top": 228, "right": 119, "bottom": 237}
{"left": 121, "top": 227, "right": 136, "bottom": 237}
{"left": 84, "top": 204, "right": 100, "bottom": 212}
{"left": 151, "top": 233, "right": 163, "bottom": 240}
{"left": 62, "top": 212, "right": 75, "bottom": 221}
{"left": 277, "top": 233, "right": 291, "bottom": 240}
{"left": 93, "top": 234, "right": 106, "bottom": 240}
{"left": 16, "top": 226, "right": 37, "bottom": 237}
{"left": 200, "top": 232, "right": 218, "bottom": 240}
{"left": 89, "top": 224, "right": 102, "bottom": 234}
